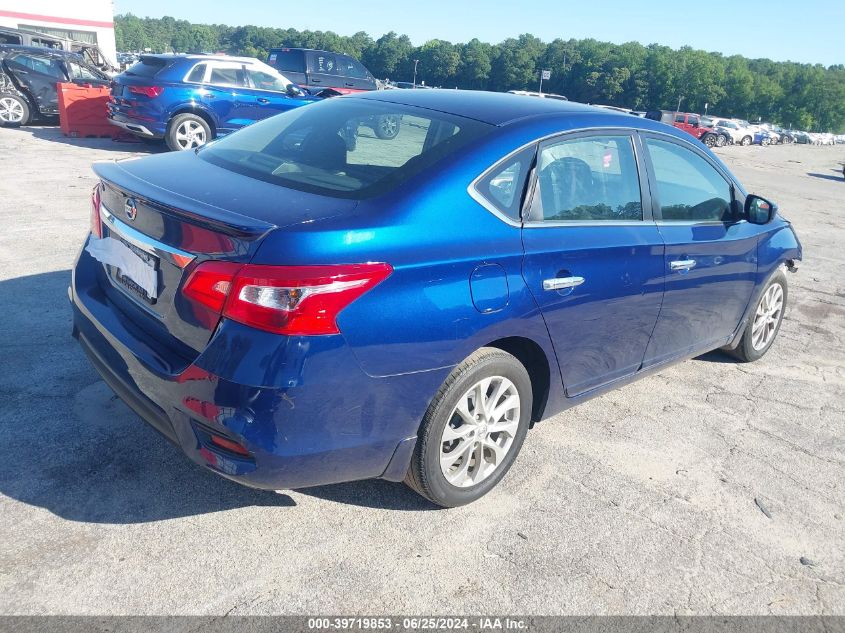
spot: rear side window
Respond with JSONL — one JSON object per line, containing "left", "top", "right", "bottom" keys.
{"left": 645, "top": 137, "right": 732, "bottom": 222}
{"left": 311, "top": 52, "right": 337, "bottom": 74}
{"left": 675, "top": 114, "right": 685, "bottom": 123}
{"left": 186, "top": 63, "right": 206, "bottom": 83}
{"left": 474, "top": 146, "right": 534, "bottom": 220}
{"left": 125, "top": 58, "right": 167, "bottom": 78}
{"left": 0, "top": 33, "right": 22, "bottom": 45}
{"left": 199, "top": 99, "right": 491, "bottom": 199}
{"left": 269, "top": 49, "right": 305, "bottom": 73}
{"left": 7, "top": 53, "right": 64, "bottom": 79}
{"left": 529, "top": 135, "right": 643, "bottom": 222}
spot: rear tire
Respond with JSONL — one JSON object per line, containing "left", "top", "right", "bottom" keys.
{"left": 727, "top": 270, "right": 788, "bottom": 363}
{"left": 166, "top": 113, "right": 212, "bottom": 151}
{"left": 741, "top": 136, "right": 752, "bottom": 146}
{"left": 405, "top": 347, "right": 532, "bottom": 507}
{"left": 0, "top": 94, "right": 30, "bottom": 127}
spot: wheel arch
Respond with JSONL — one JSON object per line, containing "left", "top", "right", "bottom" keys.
{"left": 484, "top": 336, "right": 551, "bottom": 425}
{"left": 168, "top": 105, "right": 217, "bottom": 136}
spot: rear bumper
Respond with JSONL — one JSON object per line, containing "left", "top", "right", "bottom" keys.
{"left": 70, "top": 244, "right": 443, "bottom": 490}
{"left": 107, "top": 110, "right": 166, "bottom": 139}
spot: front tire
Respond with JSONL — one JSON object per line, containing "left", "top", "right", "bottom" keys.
{"left": 0, "top": 94, "right": 30, "bottom": 127}
{"left": 373, "top": 114, "right": 401, "bottom": 139}
{"left": 405, "top": 347, "right": 532, "bottom": 507}
{"left": 702, "top": 133, "right": 717, "bottom": 148}
{"left": 741, "top": 135, "right": 752, "bottom": 146}
{"left": 166, "top": 113, "right": 212, "bottom": 151}
{"left": 728, "top": 270, "right": 788, "bottom": 362}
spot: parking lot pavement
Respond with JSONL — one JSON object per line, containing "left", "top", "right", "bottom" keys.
{"left": 0, "top": 126, "right": 842, "bottom": 616}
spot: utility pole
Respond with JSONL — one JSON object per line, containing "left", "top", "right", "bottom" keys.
{"left": 412, "top": 59, "right": 420, "bottom": 88}
{"left": 677, "top": 95, "right": 684, "bottom": 113}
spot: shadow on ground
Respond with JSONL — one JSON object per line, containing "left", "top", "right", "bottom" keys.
{"left": 0, "top": 270, "right": 436, "bottom": 524}
{"left": 12, "top": 124, "right": 165, "bottom": 153}
{"left": 806, "top": 170, "right": 844, "bottom": 182}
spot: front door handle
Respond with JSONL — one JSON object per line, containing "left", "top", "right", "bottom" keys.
{"left": 670, "top": 259, "right": 697, "bottom": 272}
{"left": 543, "top": 276, "right": 585, "bottom": 291}
{"left": 257, "top": 98, "right": 270, "bottom": 104}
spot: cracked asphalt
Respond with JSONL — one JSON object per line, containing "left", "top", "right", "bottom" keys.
{"left": 0, "top": 126, "right": 842, "bottom": 615}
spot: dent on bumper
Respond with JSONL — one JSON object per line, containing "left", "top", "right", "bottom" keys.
{"left": 69, "top": 261, "right": 443, "bottom": 491}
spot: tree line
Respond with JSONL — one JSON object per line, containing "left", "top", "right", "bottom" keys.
{"left": 115, "top": 14, "right": 845, "bottom": 132}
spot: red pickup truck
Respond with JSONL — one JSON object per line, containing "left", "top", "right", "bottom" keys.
{"left": 645, "top": 110, "right": 720, "bottom": 147}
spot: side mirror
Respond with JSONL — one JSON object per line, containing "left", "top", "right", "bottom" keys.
{"left": 745, "top": 194, "right": 777, "bottom": 224}
{"left": 286, "top": 84, "right": 305, "bottom": 97}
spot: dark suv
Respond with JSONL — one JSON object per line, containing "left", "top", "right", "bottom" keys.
{"left": 267, "top": 48, "right": 377, "bottom": 93}
{"left": 0, "top": 45, "right": 109, "bottom": 126}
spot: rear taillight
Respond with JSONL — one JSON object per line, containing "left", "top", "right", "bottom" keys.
{"left": 90, "top": 184, "right": 102, "bottom": 238}
{"left": 182, "top": 262, "right": 392, "bottom": 336}
{"left": 127, "top": 85, "right": 164, "bottom": 98}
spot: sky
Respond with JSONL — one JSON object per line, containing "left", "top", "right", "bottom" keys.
{"left": 112, "top": 0, "right": 845, "bottom": 67}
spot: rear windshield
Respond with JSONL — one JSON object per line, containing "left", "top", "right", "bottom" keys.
{"left": 124, "top": 58, "right": 168, "bottom": 77}
{"left": 198, "top": 98, "right": 492, "bottom": 199}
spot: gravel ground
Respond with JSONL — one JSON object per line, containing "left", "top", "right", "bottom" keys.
{"left": 0, "top": 126, "right": 842, "bottom": 615}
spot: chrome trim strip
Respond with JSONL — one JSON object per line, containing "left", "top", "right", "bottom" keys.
{"left": 100, "top": 203, "right": 196, "bottom": 269}
{"left": 108, "top": 118, "right": 155, "bottom": 137}
{"left": 523, "top": 219, "right": 647, "bottom": 228}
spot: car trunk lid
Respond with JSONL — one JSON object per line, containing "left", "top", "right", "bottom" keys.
{"left": 90, "top": 153, "right": 357, "bottom": 363}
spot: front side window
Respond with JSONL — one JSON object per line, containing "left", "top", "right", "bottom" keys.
{"left": 645, "top": 137, "right": 733, "bottom": 221}
{"left": 528, "top": 135, "right": 643, "bottom": 222}
{"left": 68, "top": 61, "right": 100, "bottom": 81}
{"left": 337, "top": 56, "right": 368, "bottom": 79}
{"left": 247, "top": 68, "right": 288, "bottom": 91}
{"left": 199, "top": 99, "right": 490, "bottom": 199}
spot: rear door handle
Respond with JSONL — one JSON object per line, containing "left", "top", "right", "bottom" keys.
{"left": 543, "top": 276, "right": 585, "bottom": 291}
{"left": 257, "top": 97, "right": 270, "bottom": 104}
{"left": 670, "top": 259, "right": 697, "bottom": 272}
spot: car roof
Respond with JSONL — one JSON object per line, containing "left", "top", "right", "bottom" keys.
{"left": 140, "top": 53, "right": 261, "bottom": 64}
{"left": 351, "top": 89, "right": 599, "bottom": 126}
{"left": 0, "top": 44, "right": 81, "bottom": 60}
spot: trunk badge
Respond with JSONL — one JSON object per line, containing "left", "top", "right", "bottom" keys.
{"left": 124, "top": 198, "right": 138, "bottom": 221}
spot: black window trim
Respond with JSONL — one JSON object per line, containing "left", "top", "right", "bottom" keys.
{"left": 468, "top": 144, "right": 537, "bottom": 227}
{"left": 637, "top": 129, "right": 746, "bottom": 226}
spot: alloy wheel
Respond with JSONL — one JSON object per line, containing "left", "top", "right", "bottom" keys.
{"left": 0, "top": 97, "right": 24, "bottom": 124}
{"left": 439, "top": 376, "right": 520, "bottom": 488}
{"left": 751, "top": 283, "right": 784, "bottom": 351}
{"left": 175, "top": 120, "right": 207, "bottom": 149}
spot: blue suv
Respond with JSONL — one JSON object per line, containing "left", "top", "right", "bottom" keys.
{"left": 73, "top": 91, "right": 801, "bottom": 507}
{"left": 108, "top": 54, "right": 319, "bottom": 151}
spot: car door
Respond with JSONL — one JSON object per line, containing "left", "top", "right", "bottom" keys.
{"left": 4, "top": 52, "right": 66, "bottom": 112}
{"left": 305, "top": 50, "right": 340, "bottom": 90}
{"left": 64, "top": 59, "right": 109, "bottom": 87}
{"left": 521, "top": 131, "right": 666, "bottom": 397}
{"left": 639, "top": 133, "right": 759, "bottom": 367}
{"left": 201, "top": 62, "right": 252, "bottom": 134}
{"left": 335, "top": 55, "right": 377, "bottom": 91}
{"left": 243, "top": 66, "right": 304, "bottom": 120}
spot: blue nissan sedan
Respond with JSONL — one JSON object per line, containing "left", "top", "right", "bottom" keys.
{"left": 71, "top": 90, "right": 801, "bottom": 507}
